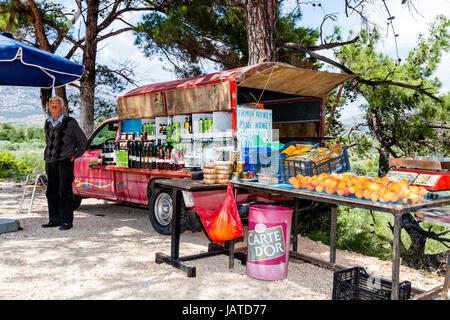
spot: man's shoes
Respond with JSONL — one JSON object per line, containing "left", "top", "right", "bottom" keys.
{"left": 42, "top": 221, "right": 61, "bottom": 228}
{"left": 59, "top": 223, "right": 73, "bottom": 231}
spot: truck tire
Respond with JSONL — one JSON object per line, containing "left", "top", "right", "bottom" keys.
{"left": 73, "top": 194, "right": 82, "bottom": 210}
{"left": 148, "top": 187, "right": 188, "bottom": 235}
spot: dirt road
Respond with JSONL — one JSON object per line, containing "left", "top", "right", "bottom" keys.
{"left": 0, "top": 181, "right": 445, "bottom": 300}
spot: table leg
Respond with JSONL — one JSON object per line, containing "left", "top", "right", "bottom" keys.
{"left": 441, "top": 251, "right": 449, "bottom": 300}
{"left": 171, "top": 189, "right": 180, "bottom": 260}
{"left": 391, "top": 214, "right": 402, "bottom": 300}
{"left": 292, "top": 199, "right": 299, "bottom": 252}
{"left": 330, "top": 205, "right": 337, "bottom": 264}
{"left": 155, "top": 188, "right": 197, "bottom": 277}
{"left": 228, "top": 239, "right": 235, "bottom": 270}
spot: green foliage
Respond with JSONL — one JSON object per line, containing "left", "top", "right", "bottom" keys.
{"left": 0, "top": 151, "right": 32, "bottom": 179}
{"left": 335, "top": 15, "right": 450, "bottom": 161}
{"left": 0, "top": 123, "right": 45, "bottom": 143}
{"left": 0, "top": 123, "right": 46, "bottom": 174}
{"left": 135, "top": 0, "right": 319, "bottom": 77}
{"left": 303, "top": 206, "right": 449, "bottom": 261}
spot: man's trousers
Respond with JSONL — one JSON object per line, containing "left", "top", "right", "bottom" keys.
{"left": 45, "top": 158, "right": 75, "bottom": 224}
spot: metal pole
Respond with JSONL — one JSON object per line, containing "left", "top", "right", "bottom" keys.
{"left": 330, "top": 205, "right": 337, "bottom": 264}
{"left": 391, "top": 214, "right": 402, "bottom": 300}
{"left": 171, "top": 189, "right": 180, "bottom": 260}
{"left": 292, "top": 199, "right": 299, "bottom": 252}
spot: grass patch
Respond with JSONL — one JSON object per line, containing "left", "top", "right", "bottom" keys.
{"left": 302, "top": 206, "right": 449, "bottom": 262}
{"left": 0, "top": 140, "right": 45, "bottom": 174}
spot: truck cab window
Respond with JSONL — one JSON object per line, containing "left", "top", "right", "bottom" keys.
{"left": 88, "top": 121, "right": 118, "bottom": 150}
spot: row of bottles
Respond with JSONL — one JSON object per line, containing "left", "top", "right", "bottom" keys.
{"left": 115, "top": 140, "right": 185, "bottom": 171}
{"left": 139, "top": 116, "right": 214, "bottom": 140}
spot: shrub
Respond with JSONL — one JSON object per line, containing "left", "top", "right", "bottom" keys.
{"left": 0, "top": 152, "right": 32, "bottom": 179}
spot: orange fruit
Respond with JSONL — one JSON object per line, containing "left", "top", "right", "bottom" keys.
{"left": 296, "top": 174, "right": 303, "bottom": 180}
{"left": 354, "top": 182, "right": 364, "bottom": 190}
{"left": 337, "top": 188, "right": 345, "bottom": 196}
{"left": 292, "top": 180, "right": 301, "bottom": 189}
{"left": 324, "top": 178, "right": 337, "bottom": 187}
{"left": 381, "top": 177, "right": 390, "bottom": 185}
{"left": 370, "top": 193, "right": 379, "bottom": 202}
{"left": 306, "top": 184, "right": 314, "bottom": 191}
{"left": 351, "top": 176, "right": 359, "bottom": 184}
{"left": 396, "top": 189, "right": 405, "bottom": 198}
{"left": 391, "top": 193, "right": 399, "bottom": 203}
{"left": 408, "top": 193, "right": 420, "bottom": 203}
{"left": 400, "top": 179, "right": 408, "bottom": 185}
{"left": 337, "top": 181, "right": 346, "bottom": 189}
{"left": 325, "top": 186, "right": 336, "bottom": 194}
{"left": 363, "top": 190, "right": 372, "bottom": 200}
{"left": 355, "top": 190, "right": 364, "bottom": 199}
{"left": 349, "top": 186, "right": 357, "bottom": 194}
{"left": 315, "top": 184, "right": 324, "bottom": 193}
{"left": 389, "top": 182, "right": 401, "bottom": 193}
{"left": 289, "top": 177, "right": 297, "bottom": 185}
{"left": 384, "top": 191, "right": 394, "bottom": 202}
{"left": 418, "top": 187, "right": 428, "bottom": 196}
{"left": 367, "top": 183, "right": 379, "bottom": 193}
{"left": 379, "top": 194, "right": 388, "bottom": 203}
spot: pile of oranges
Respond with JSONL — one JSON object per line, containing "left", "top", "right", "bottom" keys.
{"left": 288, "top": 172, "right": 428, "bottom": 204}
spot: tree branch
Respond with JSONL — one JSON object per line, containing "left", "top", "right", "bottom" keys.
{"left": 96, "top": 27, "right": 133, "bottom": 43}
{"left": 281, "top": 44, "right": 442, "bottom": 102}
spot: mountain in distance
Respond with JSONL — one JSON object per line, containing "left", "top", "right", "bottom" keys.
{"left": 0, "top": 86, "right": 84, "bottom": 127}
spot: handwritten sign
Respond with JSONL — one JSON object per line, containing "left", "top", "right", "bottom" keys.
{"left": 236, "top": 106, "right": 272, "bottom": 151}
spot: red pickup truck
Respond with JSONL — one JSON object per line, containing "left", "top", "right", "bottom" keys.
{"left": 71, "top": 62, "right": 353, "bottom": 236}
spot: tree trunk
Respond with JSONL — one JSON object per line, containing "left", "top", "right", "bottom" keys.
{"left": 78, "top": 0, "right": 99, "bottom": 137}
{"left": 401, "top": 215, "right": 427, "bottom": 266}
{"left": 54, "top": 86, "right": 69, "bottom": 115}
{"left": 40, "top": 88, "right": 52, "bottom": 117}
{"left": 244, "top": 0, "right": 278, "bottom": 65}
{"left": 378, "top": 145, "right": 390, "bottom": 177}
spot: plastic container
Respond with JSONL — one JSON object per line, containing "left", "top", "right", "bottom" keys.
{"left": 332, "top": 266, "right": 411, "bottom": 300}
{"left": 246, "top": 205, "right": 293, "bottom": 281}
{"left": 282, "top": 146, "right": 350, "bottom": 182}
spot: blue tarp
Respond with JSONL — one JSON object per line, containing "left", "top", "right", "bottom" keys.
{"left": 0, "top": 32, "right": 84, "bottom": 88}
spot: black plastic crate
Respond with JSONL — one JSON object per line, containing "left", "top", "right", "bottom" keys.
{"left": 332, "top": 267, "right": 411, "bottom": 300}
{"left": 282, "top": 146, "right": 350, "bottom": 182}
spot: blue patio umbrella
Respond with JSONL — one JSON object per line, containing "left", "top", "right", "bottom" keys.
{"left": 0, "top": 32, "right": 84, "bottom": 88}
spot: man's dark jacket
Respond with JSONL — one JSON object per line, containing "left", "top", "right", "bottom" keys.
{"left": 44, "top": 116, "right": 87, "bottom": 163}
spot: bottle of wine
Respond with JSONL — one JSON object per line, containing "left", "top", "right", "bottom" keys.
{"left": 151, "top": 142, "right": 156, "bottom": 169}
{"left": 138, "top": 141, "right": 142, "bottom": 169}
{"left": 144, "top": 142, "right": 150, "bottom": 170}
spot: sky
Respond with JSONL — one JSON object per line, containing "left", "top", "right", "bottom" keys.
{"left": 59, "top": 0, "right": 450, "bottom": 120}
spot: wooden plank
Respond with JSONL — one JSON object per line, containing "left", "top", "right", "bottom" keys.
{"left": 154, "top": 178, "right": 228, "bottom": 192}
{"left": 22, "top": 185, "right": 46, "bottom": 190}
{"left": 289, "top": 251, "right": 344, "bottom": 271}
{"left": 388, "top": 158, "right": 447, "bottom": 171}
{"left": 165, "top": 81, "right": 231, "bottom": 115}
{"left": 117, "top": 91, "right": 166, "bottom": 120}
{"left": 89, "top": 165, "right": 192, "bottom": 178}
{"left": 412, "top": 285, "right": 444, "bottom": 300}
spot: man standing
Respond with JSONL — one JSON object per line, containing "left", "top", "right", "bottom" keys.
{"left": 42, "top": 96, "right": 87, "bottom": 230}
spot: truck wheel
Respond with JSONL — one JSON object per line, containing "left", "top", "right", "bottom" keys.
{"left": 148, "top": 187, "right": 188, "bottom": 235}
{"left": 73, "top": 194, "right": 82, "bottom": 210}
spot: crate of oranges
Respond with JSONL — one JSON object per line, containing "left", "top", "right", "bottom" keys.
{"left": 288, "top": 172, "right": 428, "bottom": 204}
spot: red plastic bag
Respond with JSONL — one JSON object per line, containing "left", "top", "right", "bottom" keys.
{"left": 194, "top": 182, "right": 244, "bottom": 243}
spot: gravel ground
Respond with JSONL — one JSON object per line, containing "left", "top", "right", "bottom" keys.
{"left": 0, "top": 180, "right": 446, "bottom": 300}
